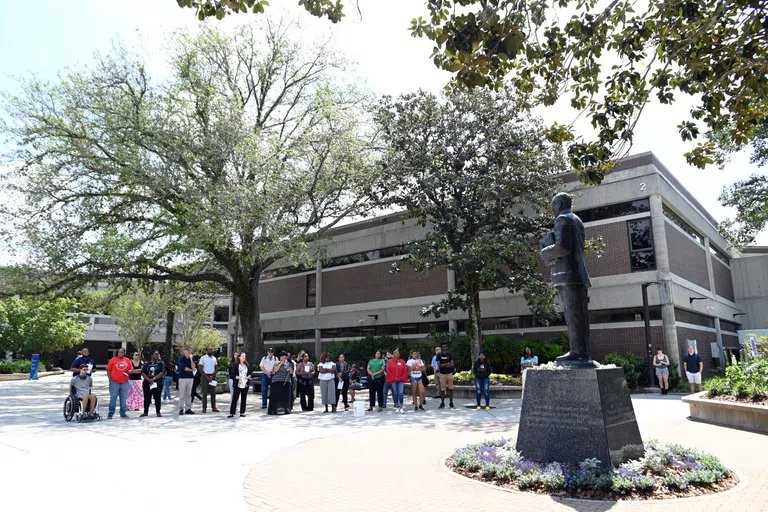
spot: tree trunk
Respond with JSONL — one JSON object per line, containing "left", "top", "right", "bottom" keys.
{"left": 235, "top": 277, "right": 263, "bottom": 365}
{"left": 466, "top": 282, "right": 483, "bottom": 363}
{"left": 164, "top": 310, "right": 175, "bottom": 358}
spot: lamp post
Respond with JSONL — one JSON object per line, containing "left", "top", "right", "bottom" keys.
{"left": 642, "top": 282, "right": 659, "bottom": 388}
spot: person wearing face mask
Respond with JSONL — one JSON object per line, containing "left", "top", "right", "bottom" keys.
{"left": 70, "top": 364, "right": 97, "bottom": 419}
{"left": 70, "top": 347, "right": 96, "bottom": 377}
{"left": 198, "top": 346, "right": 220, "bottom": 413}
{"left": 140, "top": 351, "right": 166, "bottom": 417}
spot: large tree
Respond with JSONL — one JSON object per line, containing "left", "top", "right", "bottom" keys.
{"left": 0, "top": 19, "right": 376, "bottom": 363}
{"left": 182, "top": 0, "right": 768, "bottom": 183}
{"left": 374, "top": 88, "right": 562, "bottom": 361}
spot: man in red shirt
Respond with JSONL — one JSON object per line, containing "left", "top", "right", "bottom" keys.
{"left": 106, "top": 347, "right": 132, "bottom": 418}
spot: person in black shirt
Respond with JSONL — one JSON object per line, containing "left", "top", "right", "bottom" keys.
{"left": 140, "top": 351, "right": 166, "bottom": 417}
{"left": 473, "top": 352, "right": 493, "bottom": 410}
{"left": 191, "top": 354, "right": 203, "bottom": 403}
{"left": 683, "top": 344, "right": 704, "bottom": 393}
{"left": 437, "top": 343, "right": 455, "bottom": 409}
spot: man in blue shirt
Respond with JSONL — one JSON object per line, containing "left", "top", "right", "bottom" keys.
{"left": 683, "top": 344, "right": 704, "bottom": 393}
{"left": 70, "top": 347, "right": 96, "bottom": 377}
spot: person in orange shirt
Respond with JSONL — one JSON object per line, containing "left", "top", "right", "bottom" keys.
{"left": 106, "top": 347, "right": 133, "bottom": 419}
{"left": 386, "top": 349, "right": 409, "bottom": 414}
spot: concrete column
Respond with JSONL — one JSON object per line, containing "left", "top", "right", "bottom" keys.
{"left": 703, "top": 237, "right": 717, "bottom": 297}
{"left": 447, "top": 268, "right": 457, "bottom": 331}
{"left": 314, "top": 259, "right": 322, "bottom": 358}
{"left": 713, "top": 317, "right": 725, "bottom": 376}
{"left": 649, "top": 195, "right": 680, "bottom": 366}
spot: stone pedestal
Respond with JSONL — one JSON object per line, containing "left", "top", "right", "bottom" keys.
{"left": 516, "top": 367, "right": 643, "bottom": 467}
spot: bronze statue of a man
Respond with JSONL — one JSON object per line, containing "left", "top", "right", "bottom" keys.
{"left": 540, "top": 192, "right": 593, "bottom": 365}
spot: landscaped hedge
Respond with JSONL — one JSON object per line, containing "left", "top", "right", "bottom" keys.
{"left": 602, "top": 352, "right": 681, "bottom": 390}
{"left": 0, "top": 360, "right": 48, "bottom": 374}
{"left": 324, "top": 333, "right": 569, "bottom": 372}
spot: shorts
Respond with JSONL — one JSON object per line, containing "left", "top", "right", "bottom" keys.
{"left": 439, "top": 373, "right": 454, "bottom": 390}
{"left": 411, "top": 376, "right": 422, "bottom": 384}
{"left": 655, "top": 368, "right": 669, "bottom": 377}
{"left": 686, "top": 371, "right": 702, "bottom": 384}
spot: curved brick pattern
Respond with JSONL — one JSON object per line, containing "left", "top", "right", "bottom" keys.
{"left": 244, "top": 398, "right": 768, "bottom": 512}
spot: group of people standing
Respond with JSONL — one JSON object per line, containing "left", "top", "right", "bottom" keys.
{"left": 76, "top": 342, "right": 548, "bottom": 420}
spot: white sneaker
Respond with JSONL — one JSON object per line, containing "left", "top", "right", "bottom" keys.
{"left": 400, "top": 408, "right": 405, "bottom": 414}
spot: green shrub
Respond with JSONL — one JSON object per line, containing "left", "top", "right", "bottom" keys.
{"left": 0, "top": 360, "right": 47, "bottom": 374}
{"left": 451, "top": 371, "right": 521, "bottom": 385}
{"left": 603, "top": 353, "right": 648, "bottom": 390}
{"left": 706, "top": 357, "right": 768, "bottom": 401}
{"left": 668, "top": 360, "right": 681, "bottom": 389}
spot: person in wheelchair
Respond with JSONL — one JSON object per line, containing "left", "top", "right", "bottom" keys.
{"left": 71, "top": 364, "right": 98, "bottom": 419}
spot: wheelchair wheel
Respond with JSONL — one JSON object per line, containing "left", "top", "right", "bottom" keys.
{"left": 75, "top": 413, "right": 81, "bottom": 423}
{"left": 63, "top": 396, "right": 75, "bottom": 422}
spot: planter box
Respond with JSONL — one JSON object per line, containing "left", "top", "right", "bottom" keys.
{"left": 682, "top": 391, "right": 768, "bottom": 434}
{"left": 404, "top": 382, "right": 522, "bottom": 399}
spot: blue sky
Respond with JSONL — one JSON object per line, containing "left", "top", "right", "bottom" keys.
{"left": 0, "top": 0, "right": 765, "bottom": 246}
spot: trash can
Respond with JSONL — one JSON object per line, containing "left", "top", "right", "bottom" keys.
{"left": 353, "top": 400, "right": 365, "bottom": 418}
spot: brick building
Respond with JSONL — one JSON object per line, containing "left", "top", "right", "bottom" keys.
{"left": 234, "top": 152, "right": 758, "bottom": 376}
{"left": 72, "top": 152, "right": 765, "bottom": 375}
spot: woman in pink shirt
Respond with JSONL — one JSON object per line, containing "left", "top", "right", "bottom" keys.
{"left": 386, "top": 349, "right": 409, "bottom": 414}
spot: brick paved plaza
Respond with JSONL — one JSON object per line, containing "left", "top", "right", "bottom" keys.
{"left": 1, "top": 374, "right": 766, "bottom": 512}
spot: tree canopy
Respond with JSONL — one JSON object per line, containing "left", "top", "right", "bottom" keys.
{"left": 0, "top": 19, "right": 377, "bottom": 363}
{"left": 374, "top": 88, "right": 562, "bottom": 360}
{"left": 181, "top": 0, "right": 768, "bottom": 185}
{"left": 0, "top": 297, "right": 86, "bottom": 356}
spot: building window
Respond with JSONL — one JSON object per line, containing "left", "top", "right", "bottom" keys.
{"left": 589, "top": 307, "right": 662, "bottom": 324}
{"left": 719, "top": 320, "right": 740, "bottom": 333}
{"left": 576, "top": 198, "right": 650, "bottom": 224}
{"left": 260, "top": 245, "right": 409, "bottom": 280}
{"left": 306, "top": 274, "right": 316, "bottom": 308}
{"left": 674, "top": 308, "right": 715, "bottom": 328}
{"left": 709, "top": 244, "right": 730, "bottom": 265}
{"left": 663, "top": 205, "right": 703, "bottom": 244}
{"left": 213, "top": 306, "right": 229, "bottom": 323}
{"left": 627, "top": 219, "right": 656, "bottom": 271}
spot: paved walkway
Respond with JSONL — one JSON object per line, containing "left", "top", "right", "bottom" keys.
{"left": 1, "top": 374, "right": 766, "bottom": 511}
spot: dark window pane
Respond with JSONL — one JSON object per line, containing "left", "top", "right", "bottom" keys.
{"left": 628, "top": 219, "right": 653, "bottom": 250}
{"left": 719, "top": 320, "right": 739, "bottom": 333}
{"left": 213, "top": 306, "right": 229, "bottom": 323}
{"left": 674, "top": 308, "right": 715, "bottom": 328}
{"left": 306, "top": 274, "right": 316, "bottom": 308}
{"left": 630, "top": 250, "right": 656, "bottom": 271}
{"left": 576, "top": 199, "right": 650, "bottom": 223}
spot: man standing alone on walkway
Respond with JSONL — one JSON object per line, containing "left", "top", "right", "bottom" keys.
{"left": 437, "top": 343, "right": 455, "bottom": 409}
{"left": 178, "top": 348, "right": 197, "bottom": 415}
{"left": 106, "top": 347, "right": 132, "bottom": 419}
{"left": 199, "top": 347, "right": 220, "bottom": 413}
{"left": 431, "top": 346, "right": 442, "bottom": 399}
{"left": 683, "top": 344, "right": 704, "bottom": 393}
{"left": 259, "top": 347, "right": 277, "bottom": 409}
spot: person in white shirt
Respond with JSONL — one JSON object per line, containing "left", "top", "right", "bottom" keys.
{"left": 259, "top": 347, "right": 277, "bottom": 409}
{"left": 407, "top": 350, "right": 427, "bottom": 411}
{"left": 198, "top": 346, "right": 219, "bottom": 413}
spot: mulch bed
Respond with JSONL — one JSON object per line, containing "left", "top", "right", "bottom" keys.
{"left": 705, "top": 394, "right": 768, "bottom": 406}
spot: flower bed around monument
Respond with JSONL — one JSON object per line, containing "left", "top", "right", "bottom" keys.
{"left": 448, "top": 438, "right": 738, "bottom": 500}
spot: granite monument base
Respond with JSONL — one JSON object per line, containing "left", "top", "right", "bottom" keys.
{"left": 516, "top": 367, "right": 643, "bottom": 467}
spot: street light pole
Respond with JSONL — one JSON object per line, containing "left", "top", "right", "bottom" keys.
{"left": 642, "top": 282, "right": 659, "bottom": 388}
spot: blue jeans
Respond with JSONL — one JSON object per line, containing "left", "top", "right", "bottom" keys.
{"left": 391, "top": 381, "right": 404, "bottom": 406}
{"left": 108, "top": 380, "right": 129, "bottom": 417}
{"left": 475, "top": 377, "right": 490, "bottom": 407}
{"left": 261, "top": 374, "right": 272, "bottom": 408}
{"left": 383, "top": 382, "right": 390, "bottom": 407}
{"left": 163, "top": 376, "right": 173, "bottom": 400}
